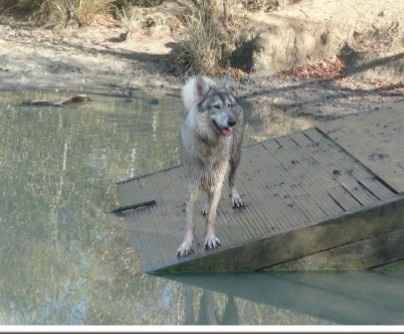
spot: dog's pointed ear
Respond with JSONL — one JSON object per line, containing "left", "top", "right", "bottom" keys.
{"left": 222, "top": 75, "right": 236, "bottom": 94}
{"left": 195, "top": 76, "right": 210, "bottom": 100}
{"left": 182, "top": 76, "right": 215, "bottom": 111}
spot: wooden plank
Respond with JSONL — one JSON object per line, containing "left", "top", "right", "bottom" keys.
{"left": 351, "top": 173, "right": 396, "bottom": 201}
{"left": 289, "top": 131, "right": 315, "bottom": 147}
{"left": 155, "top": 196, "right": 404, "bottom": 272}
{"left": 262, "top": 130, "right": 355, "bottom": 218}
{"left": 266, "top": 227, "right": 404, "bottom": 271}
{"left": 115, "top": 126, "right": 404, "bottom": 273}
{"left": 334, "top": 174, "right": 378, "bottom": 207}
{"left": 321, "top": 106, "right": 404, "bottom": 193}
{"left": 326, "top": 185, "right": 362, "bottom": 212}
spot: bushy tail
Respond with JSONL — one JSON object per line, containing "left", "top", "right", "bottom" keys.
{"left": 182, "top": 76, "right": 216, "bottom": 112}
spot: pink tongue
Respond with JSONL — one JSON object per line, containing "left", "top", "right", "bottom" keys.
{"left": 221, "top": 128, "right": 232, "bottom": 136}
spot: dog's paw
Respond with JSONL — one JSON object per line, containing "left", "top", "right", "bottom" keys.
{"left": 231, "top": 191, "right": 244, "bottom": 209}
{"left": 201, "top": 206, "right": 208, "bottom": 216}
{"left": 204, "top": 234, "right": 221, "bottom": 250}
{"left": 177, "top": 240, "right": 194, "bottom": 257}
{"left": 201, "top": 199, "right": 208, "bottom": 216}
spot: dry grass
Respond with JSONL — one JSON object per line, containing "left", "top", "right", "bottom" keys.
{"left": 116, "top": 6, "right": 135, "bottom": 33}
{"left": 1, "top": 0, "right": 130, "bottom": 26}
{"left": 36, "top": 0, "right": 117, "bottom": 27}
{"left": 0, "top": 0, "right": 42, "bottom": 16}
{"left": 282, "top": 57, "right": 346, "bottom": 79}
{"left": 170, "top": 0, "right": 244, "bottom": 75}
{"left": 174, "top": 0, "right": 225, "bottom": 75}
{"left": 170, "top": 0, "right": 261, "bottom": 77}
{"left": 241, "top": 0, "right": 280, "bottom": 12}
{"left": 77, "top": 0, "right": 116, "bottom": 25}
{"left": 1, "top": 0, "right": 262, "bottom": 77}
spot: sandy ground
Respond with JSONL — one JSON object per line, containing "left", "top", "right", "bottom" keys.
{"left": 0, "top": 15, "right": 180, "bottom": 96}
{"left": 0, "top": 10, "right": 403, "bottom": 132}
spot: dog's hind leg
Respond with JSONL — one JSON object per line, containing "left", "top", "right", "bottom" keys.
{"left": 204, "top": 177, "right": 225, "bottom": 250}
{"left": 177, "top": 183, "right": 200, "bottom": 257}
{"left": 229, "top": 156, "right": 244, "bottom": 209}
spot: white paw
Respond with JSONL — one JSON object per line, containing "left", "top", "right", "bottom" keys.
{"left": 204, "top": 234, "right": 221, "bottom": 250}
{"left": 177, "top": 239, "right": 194, "bottom": 257}
{"left": 231, "top": 191, "right": 244, "bottom": 209}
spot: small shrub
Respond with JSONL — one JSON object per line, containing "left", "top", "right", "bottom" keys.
{"left": 178, "top": 0, "right": 224, "bottom": 74}
{"left": 241, "top": 0, "right": 279, "bottom": 12}
{"left": 0, "top": 0, "right": 43, "bottom": 16}
{"left": 76, "top": 0, "right": 116, "bottom": 25}
{"left": 230, "top": 32, "right": 263, "bottom": 72}
{"left": 2, "top": 0, "right": 122, "bottom": 26}
{"left": 125, "top": 0, "right": 163, "bottom": 7}
{"left": 35, "top": 0, "right": 116, "bottom": 27}
{"left": 171, "top": 0, "right": 242, "bottom": 75}
{"left": 170, "top": 0, "right": 262, "bottom": 77}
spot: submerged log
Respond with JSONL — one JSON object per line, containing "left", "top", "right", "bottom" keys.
{"left": 21, "top": 94, "right": 92, "bottom": 107}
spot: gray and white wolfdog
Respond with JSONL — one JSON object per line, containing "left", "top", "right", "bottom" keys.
{"left": 177, "top": 76, "right": 245, "bottom": 257}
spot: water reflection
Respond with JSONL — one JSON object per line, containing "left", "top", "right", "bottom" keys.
{"left": 0, "top": 90, "right": 403, "bottom": 325}
{"left": 165, "top": 271, "right": 404, "bottom": 325}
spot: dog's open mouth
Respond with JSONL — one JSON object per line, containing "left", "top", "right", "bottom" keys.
{"left": 212, "top": 120, "right": 233, "bottom": 137}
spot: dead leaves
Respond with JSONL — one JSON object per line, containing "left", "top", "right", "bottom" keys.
{"left": 283, "top": 57, "right": 346, "bottom": 80}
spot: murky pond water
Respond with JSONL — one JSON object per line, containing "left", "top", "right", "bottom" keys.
{"left": 1, "top": 90, "right": 403, "bottom": 325}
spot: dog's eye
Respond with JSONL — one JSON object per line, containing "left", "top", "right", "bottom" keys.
{"left": 227, "top": 102, "right": 233, "bottom": 108}
{"left": 213, "top": 104, "right": 221, "bottom": 109}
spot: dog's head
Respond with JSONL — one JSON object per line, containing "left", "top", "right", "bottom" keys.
{"left": 183, "top": 76, "right": 242, "bottom": 138}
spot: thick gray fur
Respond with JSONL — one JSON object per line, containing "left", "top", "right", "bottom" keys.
{"left": 177, "top": 76, "right": 245, "bottom": 257}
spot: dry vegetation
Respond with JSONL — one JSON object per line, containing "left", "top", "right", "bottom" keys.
{"left": 0, "top": 0, "right": 130, "bottom": 26}
{"left": 170, "top": 0, "right": 261, "bottom": 76}
{"left": 171, "top": 0, "right": 227, "bottom": 75}
{"left": 283, "top": 57, "right": 347, "bottom": 80}
{"left": 0, "top": 0, "right": 262, "bottom": 76}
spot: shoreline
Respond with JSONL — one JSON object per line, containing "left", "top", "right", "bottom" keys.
{"left": 1, "top": 15, "right": 403, "bottom": 130}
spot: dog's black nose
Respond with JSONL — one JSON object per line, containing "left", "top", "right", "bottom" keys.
{"left": 228, "top": 118, "right": 236, "bottom": 127}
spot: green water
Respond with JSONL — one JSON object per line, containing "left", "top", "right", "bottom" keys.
{"left": 0, "top": 90, "right": 403, "bottom": 325}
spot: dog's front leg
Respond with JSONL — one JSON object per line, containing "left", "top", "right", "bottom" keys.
{"left": 177, "top": 183, "right": 199, "bottom": 257}
{"left": 204, "top": 176, "right": 225, "bottom": 250}
{"left": 229, "top": 152, "right": 244, "bottom": 209}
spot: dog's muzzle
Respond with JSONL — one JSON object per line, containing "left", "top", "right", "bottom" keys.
{"left": 212, "top": 117, "right": 236, "bottom": 137}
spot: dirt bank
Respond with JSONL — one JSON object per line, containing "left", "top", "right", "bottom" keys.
{"left": 249, "top": 0, "right": 404, "bottom": 82}
{"left": 0, "top": 0, "right": 404, "bottom": 132}
{"left": 0, "top": 13, "right": 181, "bottom": 97}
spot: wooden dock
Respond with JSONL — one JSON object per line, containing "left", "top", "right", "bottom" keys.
{"left": 115, "top": 108, "right": 404, "bottom": 273}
